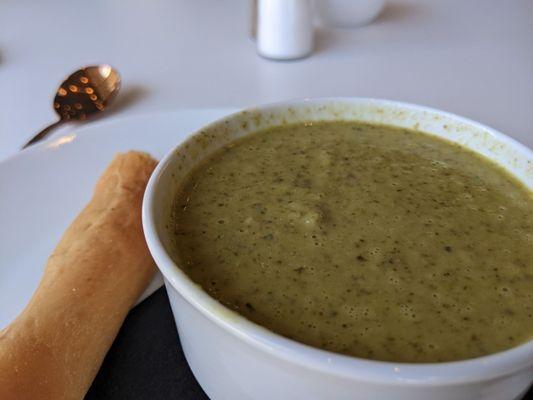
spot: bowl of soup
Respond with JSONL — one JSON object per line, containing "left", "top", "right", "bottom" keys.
{"left": 142, "top": 98, "right": 533, "bottom": 399}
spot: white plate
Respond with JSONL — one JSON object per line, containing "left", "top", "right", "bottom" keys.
{"left": 0, "top": 109, "right": 234, "bottom": 329}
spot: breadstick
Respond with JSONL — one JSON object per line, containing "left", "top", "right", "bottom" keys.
{"left": 0, "top": 151, "right": 158, "bottom": 400}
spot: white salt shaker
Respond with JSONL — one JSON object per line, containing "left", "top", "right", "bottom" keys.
{"left": 256, "top": 0, "right": 314, "bottom": 60}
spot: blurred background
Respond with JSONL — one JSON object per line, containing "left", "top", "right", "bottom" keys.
{"left": 1, "top": 0, "right": 532, "bottom": 157}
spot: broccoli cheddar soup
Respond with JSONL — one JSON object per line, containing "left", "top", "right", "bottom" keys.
{"left": 169, "top": 121, "right": 533, "bottom": 363}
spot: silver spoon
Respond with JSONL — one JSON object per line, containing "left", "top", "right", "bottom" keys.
{"left": 22, "top": 65, "right": 121, "bottom": 149}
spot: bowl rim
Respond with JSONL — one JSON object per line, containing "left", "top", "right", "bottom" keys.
{"left": 142, "top": 97, "right": 533, "bottom": 385}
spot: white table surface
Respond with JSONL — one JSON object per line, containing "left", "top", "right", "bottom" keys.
{"left": 1, "top": 0, "right": 532, "bottom": 160}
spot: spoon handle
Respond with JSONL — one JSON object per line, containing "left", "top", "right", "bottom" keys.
{"left": 22, "top": 120, "right": 64, "bottom": 149}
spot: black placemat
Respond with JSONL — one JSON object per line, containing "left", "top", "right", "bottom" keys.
{"left": 86, "top": 287, "right": 532, "bottom": 400}
{"left": 86, "top": 288, "right": 208, "bottom": 399}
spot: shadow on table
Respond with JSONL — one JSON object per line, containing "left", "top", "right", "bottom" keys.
{"left": 314, "top": 1, "right": 426, "bottom": 55}
{"left": 86, "top": 287, "right": 208, "bottom": 400}
{"left": 375, "top": 1, "right": 422, "bottom": 25}
{"left": 108, "top": 85, "right": 149, "bottom": 115}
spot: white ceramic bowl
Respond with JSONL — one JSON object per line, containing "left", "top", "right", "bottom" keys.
{"left": 315, "top": 0, "right": 385, "bottom": 29}
{"left": 143, "top": 98, "right": 533, "bottom": 400}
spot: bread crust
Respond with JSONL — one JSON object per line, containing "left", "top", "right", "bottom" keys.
{"left": 0, "top": 151, "right": 158, "bottom": 399}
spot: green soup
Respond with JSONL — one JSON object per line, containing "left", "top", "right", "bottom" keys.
{"left": 169, "top": 121, "right": 533, "bottom": 363}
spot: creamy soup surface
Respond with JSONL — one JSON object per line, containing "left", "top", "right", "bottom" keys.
{"left": 169, "top": 121, "right": 533, "bottom": 362}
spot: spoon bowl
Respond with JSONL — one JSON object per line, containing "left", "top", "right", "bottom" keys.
{"left": 23, "top": 65, "right": 121, "bottom": 148}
